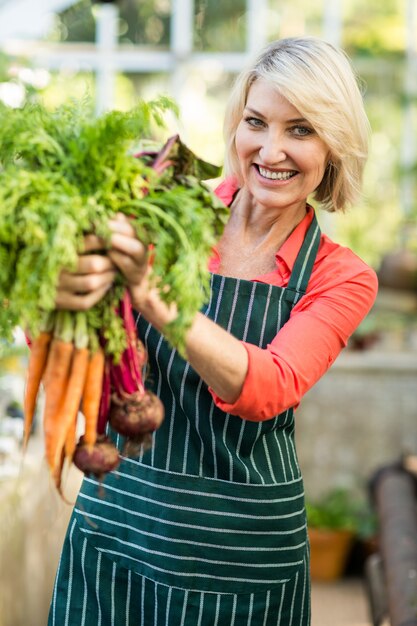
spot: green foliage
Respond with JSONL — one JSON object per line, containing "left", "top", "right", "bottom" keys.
{"left": 343, "top": 0, "right": 405, "bottom": 57}
{"left": 0, "top": 51, "right": 11, "bottom": 82}
{"left": 306, "top": 488, "right": 375, "bottom": 536}
{"left": 0, "top": 96, "right": 227, "bottom": 358}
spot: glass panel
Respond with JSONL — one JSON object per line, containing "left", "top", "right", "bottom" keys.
{"left": 193, "top": 0, "right": 246, "bottom": 52}
{"left": 117, "top": 0, "right": 171, "bottom": 46}
{"left": 53, "top": 0, "right": 171, "bottom": 47}
{"left": 266, "top": 0, "right": 324, "bottom": 41}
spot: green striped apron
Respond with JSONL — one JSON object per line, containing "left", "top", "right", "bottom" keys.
{"left": 49, "top": 214, "right": 321, "bottom": 626}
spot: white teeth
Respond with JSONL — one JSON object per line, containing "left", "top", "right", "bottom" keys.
{"left": 258, "top": 166, "right": 295, "bottom": 180}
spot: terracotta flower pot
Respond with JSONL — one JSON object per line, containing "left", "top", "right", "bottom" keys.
{"left": 308, "top": 527, "right": 355, "bottom": 582}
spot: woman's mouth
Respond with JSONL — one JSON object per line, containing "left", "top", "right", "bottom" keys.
{"left": 257, "top": 165, "right": 297, "bottom": 181}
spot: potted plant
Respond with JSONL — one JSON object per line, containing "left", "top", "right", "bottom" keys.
{"left": 306, "top": 488, "right": 363, "bottom": 582}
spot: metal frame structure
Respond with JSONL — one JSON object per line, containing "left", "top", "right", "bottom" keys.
{"left": 0, "top": 0, "right": 415, "bottom": 223}
{"left": 0, "top": 0, "right": 274, "bottom": 112}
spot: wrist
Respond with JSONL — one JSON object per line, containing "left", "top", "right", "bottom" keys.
{"left": 131, "top": 286, "right": 178, "bottom": 332}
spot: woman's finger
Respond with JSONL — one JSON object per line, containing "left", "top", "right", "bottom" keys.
{"left": 55, "top": 283, "right": 113, "bottom": 311}
{"left": 108, "top": 218, "right": 144, "bottom": 257}
{"left": 80, "top": 234, "right": 107, "bottom": 253}
{"left": 59, "top": 269, "right": 116, "bottom": 294}
{"left": 73, "top": 253, "right": 115, "bottom": 275}
{"left": 108, "top": 248, "right": 148, "bottom": 285}
{"left": 109, "top": 232, "right": 147, "bottom": 263}
{"left": 108, "top": 215, "right": 136, "bottom": 238}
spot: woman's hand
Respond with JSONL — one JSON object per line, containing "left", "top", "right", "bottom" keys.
{"left": 55, "top": 234, "right": 116, "bottom": 311}
{"left": 107, "top": 214, "right": 148, "bottom": 302}
{"left": 108, "top": 214, "right": 247, "bottom": 403}
{"left": 108, "top": 214, "right": 178, "bottom": 329}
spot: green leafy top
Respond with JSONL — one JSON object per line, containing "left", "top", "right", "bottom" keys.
{"left": 0, "top": 96, "right": 228, "bottom": 358}
{"left": 306, "top": 488, "right": 375, "bottom": 534}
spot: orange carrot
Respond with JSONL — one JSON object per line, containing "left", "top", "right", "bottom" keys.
{"left": 64, "top": 412, "right": 78, "bottom": 464}
{"left": 43, "top": 337, "right": 74, "bottom": 474}
{"left": 50, "top": 346, "right": 90, "bottom": 485}
{"left": 23, "top": 331, "right": 52, "bottom": 450}
{"left": 54, "top": 446, "right": 66, "bottom": 494}
{"left": 82, "top": 347, "right": 106, "bottom": 448}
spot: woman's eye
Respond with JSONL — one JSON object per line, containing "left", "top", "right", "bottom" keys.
{"left": 244, "top": 116, "right": 265, "bottom": 128}
{"left": 291, "top": 125, "right": 313, "bottom": 137}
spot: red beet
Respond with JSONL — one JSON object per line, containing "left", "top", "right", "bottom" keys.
{"left": 99, "top": 287, "right": 164, "bottom": 455}
{"left": 73, "top": 435, "right": 120, "bottom": 478}
{"left": 109, "top": 390, "right": 164, "bottom": 441}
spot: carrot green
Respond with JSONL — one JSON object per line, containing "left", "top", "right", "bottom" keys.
{"left": 0, "top": 97, "right": 228, "bottom": 357}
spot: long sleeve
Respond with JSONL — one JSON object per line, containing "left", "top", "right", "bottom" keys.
{"left": 210, "top": 246, "right": 378, "bottom": 421}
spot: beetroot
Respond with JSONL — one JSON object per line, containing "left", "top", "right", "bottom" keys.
{"left": 73, "top": 434, "right": 120, "bottom": 478}
{"left": 109, "top": 390, "right": 164, "bottom": 445}
{"left": 102, "top": 291, "right": 165, "bottom": 453}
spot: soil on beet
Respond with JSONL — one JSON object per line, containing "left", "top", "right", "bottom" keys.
{"left": 109, "top": 391, "right": 164, "bottom": 439}
{"left": 73, "top": 435, "right": 120, "bottom": 478}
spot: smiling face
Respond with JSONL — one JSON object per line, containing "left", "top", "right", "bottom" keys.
{"left": 235, "top": 78, "right": 330, "bottom": 216}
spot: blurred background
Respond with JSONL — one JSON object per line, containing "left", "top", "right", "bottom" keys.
{"left": 0, "top": 1, "right": 416, "bottom": 625}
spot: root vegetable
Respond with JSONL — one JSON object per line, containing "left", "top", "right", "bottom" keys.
{"left": 73, "top": 435, "right": 120, "bottom": 478}
{"left": 109, "top": 390, "right": 164, "bottom": 441}
{"left": 23, "top": 330, "right": 52, "bottom": 450}
{"left": 43, "top": 337, "right": 74, "bottom": 475}
{"left": 82, "top": 347, "right": 106, "bottom": 448}
{"left": 64, "top": 409, "right": 78, "bottom": 465}
{"left": 105, "top": 292, "right": 165, "bottom": 452}
{"left": 50, "top": 345, "right": 90, "bottom": 483}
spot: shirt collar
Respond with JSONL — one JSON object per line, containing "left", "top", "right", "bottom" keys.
{"left": 214, "top": 176, "right": 240, "bottom": 207}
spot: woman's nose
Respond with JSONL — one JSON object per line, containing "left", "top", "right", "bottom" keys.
{"left": 259, "top": 135, "right": 287, "bottom": 164}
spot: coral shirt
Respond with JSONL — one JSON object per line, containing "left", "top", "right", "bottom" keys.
{"left": 208, "top": 178, "right": 379, "bottom": 421}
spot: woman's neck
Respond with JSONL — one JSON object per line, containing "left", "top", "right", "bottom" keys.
{"left": 215, "top": 190, "right": 308, "bottom": 279}
{"left": 226, "top": 187, "right": 308, "bottom": 252}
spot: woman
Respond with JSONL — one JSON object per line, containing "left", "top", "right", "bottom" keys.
{"left": 50, "top": 37, "right": 378, "bottom": 625}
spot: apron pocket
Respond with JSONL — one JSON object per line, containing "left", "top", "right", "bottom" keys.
{"left": 74, "top": 459, "right": 308, "bottom": 594}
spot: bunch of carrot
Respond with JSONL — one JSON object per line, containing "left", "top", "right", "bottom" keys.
{"left": 23, "top": 293, "right": 165, "bottom": 493}
{"left": 23, "top": 311, "right": 119, "bottom": 492}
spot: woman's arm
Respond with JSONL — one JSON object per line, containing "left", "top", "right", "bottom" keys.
{"left": 211, "top": 265, "right": 379, "bottom": 420}
{"left": 108, "top": 215, "right": 379, "bottom": 420}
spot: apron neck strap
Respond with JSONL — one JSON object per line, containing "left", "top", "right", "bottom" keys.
{"left": 284, "top": 212, "right": 321, "bottom": 305}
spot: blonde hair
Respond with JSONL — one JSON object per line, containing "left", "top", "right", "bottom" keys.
{"left": 223, "top": 36, "right": 370, "bottom": 212}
